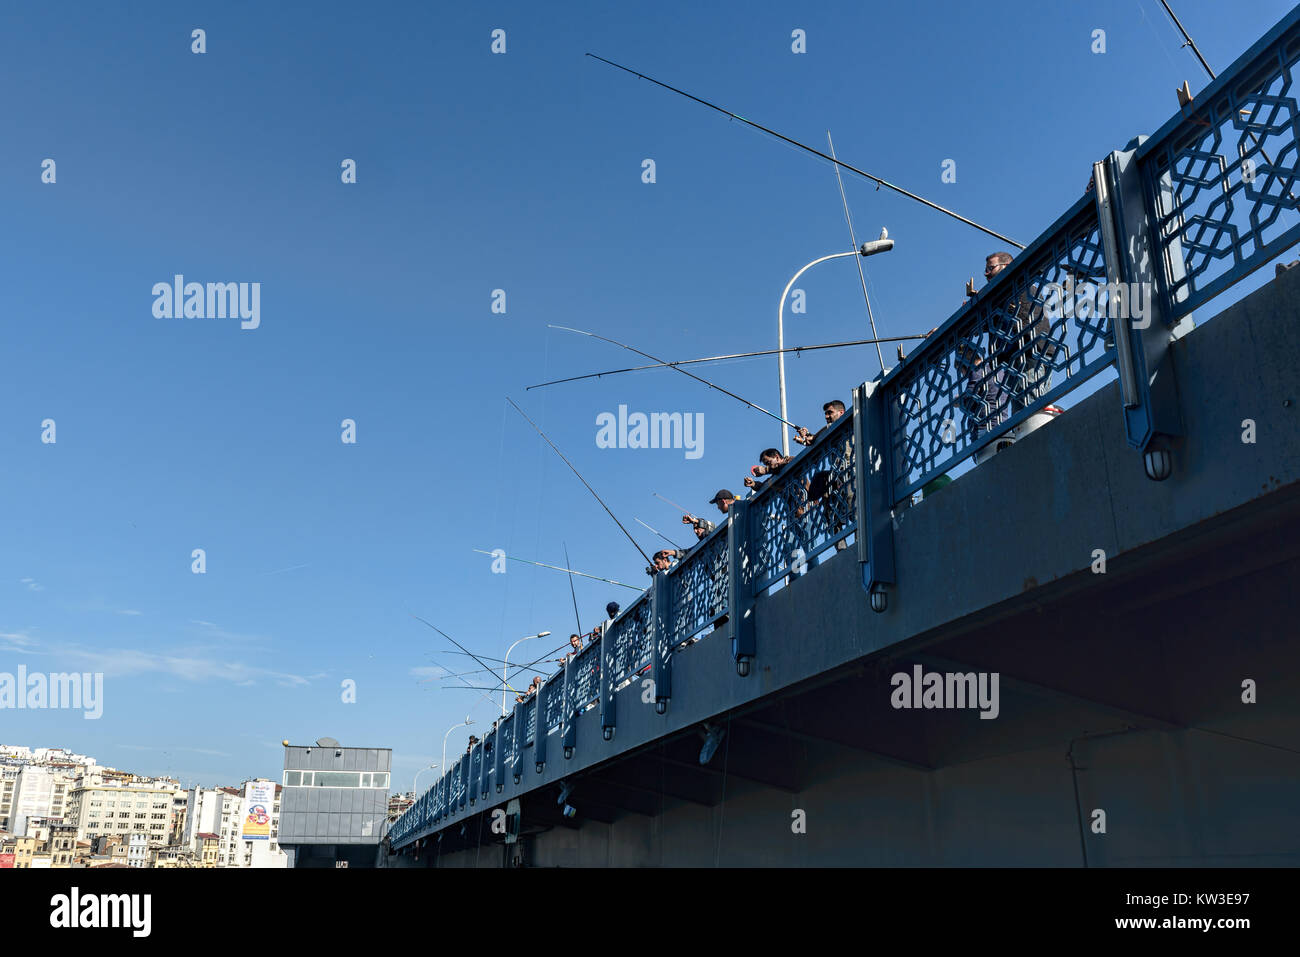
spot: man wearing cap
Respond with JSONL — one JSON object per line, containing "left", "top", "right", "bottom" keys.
{"left": 680, "top": 489, "right": 737, "bottom": 541}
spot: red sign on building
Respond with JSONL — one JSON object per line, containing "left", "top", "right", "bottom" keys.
{"left": 0, "top": 853, "right": 15, "bottom": 868}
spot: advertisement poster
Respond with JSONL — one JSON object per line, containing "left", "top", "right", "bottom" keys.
{"left": 240, "top": 781, "right": 274, "bottom": 840}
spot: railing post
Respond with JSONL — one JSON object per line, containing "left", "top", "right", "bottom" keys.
{"left": 479, "top": 736, "right": 491, "bottom": 799}
{"left": 651, "top": 569, "right": 672, "bottom": 715}
{"left": 599, "top": 620, "right": 616, "bottom": 741}
{"left": 1094, "top": 142, "right": 1188, "bottom": 479}
{"left": 511, "top": 701, "right": 524, "bottom": 784}
{"left": 457, "top": 754, "right": 467, "bottom": 811}
{"left": 534, "top": 682, "right": 549, "bottom": 772}
{"left": 493, "top": 722, "right": 505, "bottom": 793}
{"left": 562, "top": 656, "right": 577, "bottom": 759}
{"left": 728, "top": 497, "right": 755, "bottom": 677}
{"left": 855, "top": 380, "right": 895, "bottom": 612}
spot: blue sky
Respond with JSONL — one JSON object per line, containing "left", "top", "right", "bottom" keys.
{"left": 0, "top": 0, "right": 1292, "bottom": 792}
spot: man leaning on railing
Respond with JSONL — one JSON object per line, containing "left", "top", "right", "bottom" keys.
{"left": 960, "top": 251, "right": 1060, "bottom": 462}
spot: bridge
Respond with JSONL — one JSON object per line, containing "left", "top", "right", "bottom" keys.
{"left": 388, "top": 8, "right": 1300, "bottom": 867}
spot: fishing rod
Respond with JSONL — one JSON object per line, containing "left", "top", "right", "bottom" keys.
{"left": 550, "top": 324, "right": 803, "bottom": 430}
{"left": 439, "top": 640, "right": 574, "bottom": 680}
{"left": 410, "top": 615, "right": 503, "bottom": 688}
{"left": 471, "top": 548, "right": 643, "bottom": 591}
{"left": 586, "top": 53, "right": 1025, "bottom": 249}
{"left": 417, "top": 654, "right": 501, "bottom": 711}
{"left": 635, "top": 517, "right": 685, "bottom": 550}
{"left": 507, "top": 397, "right": 653, "bottom": 566}
{"left": 423, "top": 660, "right": 549, "bottom": 681}
{"left": 563, "top": 541, "right": 583, "bottom": 636}
{"left": 828, "top": 129, "right": 886, "bottom": 376}
{"left": 1156, "top": 0, "right": 1214, "bottom": 79}
{"left": 426, "top": 642, "right": 569, "bottom": 700}
{"left": 528, "top": 333, "right": 927, "bottom": 390}
{"left": 440, "top": 642, "right": 574, "bottom": 668}
{"left": 653, "top": 491, "right": 694, "bottom": 515}
{"left": 1155, "top": 1, "right": 1292, "bottom": 205}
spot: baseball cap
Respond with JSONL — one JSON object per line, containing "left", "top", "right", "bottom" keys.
{"left": 708, "top": 489, "right": 736, "bottom": 504}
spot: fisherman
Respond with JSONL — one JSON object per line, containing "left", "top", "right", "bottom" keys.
{"left": 743, "top": 449, "right": 793, "bottom": 493}
{"left": 680, "top": 489, "right": 737, "bottom": 540}
{"left": 605, "top": 601, "right": 620, "bottom": 620}
{"left": 793, "top": 400, "right": 846, "bottom": 446}
{"left": 960, "top": 251, "right": 1058, "bottom": 461}
{"left": 959, "top": 339, "right": 1010, "bottom": 452}
{"left": 708, "top": 489, "right": 738, "bottom": 515}
{"left": 983, "top": 251, "right": 1057, "bottom": 414}
{"left": 647, "top": 549, "right": 682, "bottom": 576}
{"left": 564, "top": 633, "right": 582, "bottom": 662}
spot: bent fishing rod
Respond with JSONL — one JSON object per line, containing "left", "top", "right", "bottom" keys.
{"left": 563, "top": 541, "right": 583, "bottom": 636}
{"left": 528, "top": 333, "right": 928, "bottom": 390}
{"left": 636, "top": 517, "right": 685, "bottom": 550}
{"left": 417, "top": 653, "right": 501, "bottom": 711}
{"left": 586, "top": 53, "right": 1024, "bottom": 249}
{"left": 507, "top": 398, "right": 654, "bottom": 567}
{"left": 550, "top": 324, "right": 803, "bottom": 431}
{"left": 471, "top": 549, "right": 642, "bottom": 591}
{"left": 439, "top": 639, "right": 575, "bottom": 674}
{"left": 410, "top": 614, "right": 503, "bottom": 687}
{"left": 428, "top": 639, "right": 572, "bottom": 698}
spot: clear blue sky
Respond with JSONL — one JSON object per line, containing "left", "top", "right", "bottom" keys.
{"left": 1, "top": 0, "right": 1292, "bottom": 791}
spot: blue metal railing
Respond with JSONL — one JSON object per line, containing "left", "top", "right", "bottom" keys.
{"left": 1139, "top": 10, "right": 1300, "bottom": 322}
{"left": 881, "top": 194, "right": 1113, "bottom": 504}
{"left": 499, "top": 712, "right": 515, "bottom": 778}
{"left": 391, "top": 7, "right": 1300, "bottom": 848}
{"left": 668, "top": 522, "right": 730, "bottom": 641}
{"left": 543, "top": 671, "right": 565, "bottom": 735}
{"left": 523, "top": 697, "right": 537, "bottom": 745}
{"left": 607, "top": 592, "right": 654, "bottom": 687}
{"left": 746, "top": 410, "right": 858, "bottom": 591}
{"left": 567, "top": 637, "right": 602, "bottom": 715}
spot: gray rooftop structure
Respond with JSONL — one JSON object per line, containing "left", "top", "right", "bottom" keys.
{"left": 279, "top": 739, "right": 391, "bottom": 853}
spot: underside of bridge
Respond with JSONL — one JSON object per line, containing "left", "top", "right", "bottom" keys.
{"left": 395, "top": 475, "right": 1300, "bottom": 867}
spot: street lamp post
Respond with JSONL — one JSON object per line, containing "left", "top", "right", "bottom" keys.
{"left": 502, "top": 631, "right": 551, "bottom": 717}
{"left": 777, "top": 233, "right": 894, "bottom": 455}
{"left": 442, "top": 718, "right": 472, "bottom": 777}
{"left": 413, "top": 763, "right": 439, "bottom": 796}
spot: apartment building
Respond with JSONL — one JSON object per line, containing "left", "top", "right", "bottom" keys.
{"left": 0, "top": 835, "right": 37, "bottom": 868}
{"left": 127, "top": 833, "right": 149, "bottom": 867}
{"left": 0, "top": 766, "right": 19, "bottom": 831}
{"left": 9, "top": 765, "right": 74, "bottom": 835}
{"left": 64, "top": 783, "right": 178, "bottom": 845}
{"left": 182, "top": 782, "right": 286, "bottom": 867}
{"left": 49, "top": 822, "right": 77, "bottom": 867}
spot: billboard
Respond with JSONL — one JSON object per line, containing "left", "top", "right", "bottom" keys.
{"left": 240, "top": 781, "right": 275, "bottom": 840}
